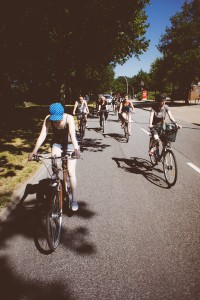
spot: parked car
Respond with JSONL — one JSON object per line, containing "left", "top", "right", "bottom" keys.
{"left": 103, "top": 94, "right": 113, "bottom": 104}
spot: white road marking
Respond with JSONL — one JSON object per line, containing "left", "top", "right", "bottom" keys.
{"left": 187, "top": 163, "right": 200, "bottom": 174}
{"left": 141, "top": 128, "right": 150, "bottom": 135}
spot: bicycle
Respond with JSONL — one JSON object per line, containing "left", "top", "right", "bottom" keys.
{"left": 149, "top": 123, "right": 179, "bottom": 186}
{"left": 114, "top": 102, "right": 118, "bottom": 117}
{"left": 99, "top": 109, "right": 109, "bottom": 133}
{"left": 121, "top": 111, "right": 133, "bottom": 143}
{"left": 32, "top": 152, "right": 75, "bottom": 251}
{"left": 77, "top": 112, "right": 87, "bottom": 139}
{"left": 123, "top": 118, "right": 130, "bottom": 143}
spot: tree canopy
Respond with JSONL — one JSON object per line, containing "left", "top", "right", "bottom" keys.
{"left": 0, "top": 0, "right": 150, "bottom": 107}
{"left": 157, "top": 0, "right": 200, "bottom": 102}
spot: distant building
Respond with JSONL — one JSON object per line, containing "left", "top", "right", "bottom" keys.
{"left": 190, "top": 83, "right": 200, "bottom": 100}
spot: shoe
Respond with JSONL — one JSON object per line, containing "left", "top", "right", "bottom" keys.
{"left": 149, "top": 148, "right": 155, "bottom": 156}
{"left": 86, "top": 124, "right": 88, "bottom": 128}
{"left": 71, "top": 201, "right": 79, "bottom": 211}
{"left": 128, "top": 133, "right": 132, "bottom": 136}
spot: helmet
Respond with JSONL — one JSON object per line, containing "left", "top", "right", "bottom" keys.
{"left": 155, "top": 93, "right": 167, "bottom": 103}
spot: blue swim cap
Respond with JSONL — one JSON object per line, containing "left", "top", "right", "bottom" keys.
{"left": 49, "top": 103, "right": 64, "bottom": 121}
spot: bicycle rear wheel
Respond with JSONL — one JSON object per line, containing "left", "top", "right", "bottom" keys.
{"left": 124, "top": 124, "right": 129, "bottom": 142}
{"left": 149, "top": 138, "right": 158, "bottom": 166}
{"left": 163, "top": 149, "right": 177, "bottom": 186}
{"left": 46, "top": 187, "right": 62, "bottom": 251}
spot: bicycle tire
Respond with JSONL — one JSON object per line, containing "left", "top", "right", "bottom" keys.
{"left": 102, "top": 116, "right": 105, "bottom": 133}
{"left": 79, "top": 121, "right": 84, "bottom": 139}
{"left": 46, "top": 187, "right": 62, "bottom": 251}
{"left": 124, "top": 124, "right": 129, "bottom": 142}
{"left": 163, "top": 149, "right": 178, "bottom": 186}
{"left": 149, "top": 138, "right": 158, "bottom": 166}
{"left": 82, "top": 120, "right": 86, "bottom": 138}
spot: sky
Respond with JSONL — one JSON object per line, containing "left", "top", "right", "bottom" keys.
{"left": 114, "top": 0, "right": 187, "bottom": 78}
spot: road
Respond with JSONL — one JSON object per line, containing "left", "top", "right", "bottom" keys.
{"left": 0, "top": 107, "right": 200, "bottom": 300}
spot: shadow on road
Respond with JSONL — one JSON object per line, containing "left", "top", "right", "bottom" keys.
{"left": 0, "top": 177, "right": 96, "bottom": 256}
{"left": 112, "top": 156, "right": 170, "bottom": 189}
{"left": 103, "top": 133, "right": 127, "bottom": 143}
{"left": 80, "top": 138, "right": 111, "bottom": 152}
{"left": 0, "top": 257, "right": 70, "bottom": 300}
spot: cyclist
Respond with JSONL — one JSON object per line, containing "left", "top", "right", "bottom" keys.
{"left": 98, "top": 96, "right": 109, "bottom": 128}
{"left": 119, "top": 94, "right": 135, "bottom": 135}
{"left": 73, "top": 95, "right": 90, "bottom": 128}
{"left": 28, "top": 102, "right": 80, "bottom": 211}
{"left": 149, "top": 93, "right": 178, "bottom": 155}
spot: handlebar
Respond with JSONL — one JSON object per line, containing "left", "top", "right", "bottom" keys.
{"left": 30, "top": 152, "right": 77, "bottom": 162}
{"left": 149, "top": 123, "right": 181, "bottom": 131}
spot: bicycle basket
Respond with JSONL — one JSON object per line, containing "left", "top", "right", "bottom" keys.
{"left": 160, "top": 125, "right": 177, "bottom": 142}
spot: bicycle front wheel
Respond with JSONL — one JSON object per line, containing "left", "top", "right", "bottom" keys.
{"left": 124, "top": 124, "right": 129, "bottom": 142}
{"left": 102, "top": 116, "right": 105, "bottom": 133}
{"left": 163, "top": 150, "right": 178, "bottom": 186}
{"left": 79, "top": 121, "right": 84, "bottom": 139}
{"left": 46, "top": 187, "right": 62, "bottom": 251}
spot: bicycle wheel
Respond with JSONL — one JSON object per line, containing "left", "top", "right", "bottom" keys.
{"left": 82, "top": 120, "right": 86, "bottom": 138}
{"left": 79, "top": 120, "right": 84, "bottom": 139}
{"left": 102, "top": 116, "right": 105, "bottom": 133}
{"left": 46, "top": 187, "right": 62, "bottom": 251}
{"left": 163, "top": 149, "right": 178, "bottom": 186}
{"left": 124, "top": 124, "right": 129, "bottom": 142}
{"left": 149, "top": 138, "right": 158, "bottom": 166}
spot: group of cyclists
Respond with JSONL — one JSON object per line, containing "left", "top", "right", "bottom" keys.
{"left": 28, "top": 93, "right": 179, "bottom": 212}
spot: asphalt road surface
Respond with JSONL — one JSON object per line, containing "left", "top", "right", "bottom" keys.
{"left": 0, "top": 107, "right": 200, "bottom": 300}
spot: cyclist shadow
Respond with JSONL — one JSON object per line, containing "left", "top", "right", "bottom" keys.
{"left": 104, "top": 133, "right": 127, "bottom": 143}
{"left": 112, "top": 157, "right": 170, "bottom": 189}
{"left": 61, "top": 225, "right": 97, "bottom": 255}
{"left": 17, "top": 178, "right": 54, "bottom": 254}
{"left": 79, "top": 138, "right": 111, "bottom": 153}
{"left": 18, "top": 180, "right": 97, "bottom": 255}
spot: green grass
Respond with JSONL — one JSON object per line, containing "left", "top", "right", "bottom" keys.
{"left": 0, "top": 102, "right": 96, "bottom": 209}
{"left": 0, "top": 105, "right": 51, "bottom": 209}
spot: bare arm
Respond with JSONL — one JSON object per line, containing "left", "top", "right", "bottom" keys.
{"left": 28, "top": 115, "right": 50, "bottom": 159}
{"left": 119, "top": 102, "right": 123, "bottom": 114}
{"left": 67, "top": 115, "right": 79, "bottom": 150}
{"left": 73, "top": 101, "right": 78, "bottom": 115}
{"left": 84, "top": 100, "right": 90, "bottom": 113}
{"left": 130, "top": 101, "right": 135, "bottom": 113}
{"left": 149, "top": 110, "right": 154, "bottom": 128}
{"left": 167, "top": 110, "right": 176, "bottom": 123}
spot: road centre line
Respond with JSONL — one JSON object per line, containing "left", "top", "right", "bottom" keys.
{"left": 141, "top": 128, "right": 150, "bottom": 135}
{"left": 187, "top": 163, "right": 200, "bottom": 174}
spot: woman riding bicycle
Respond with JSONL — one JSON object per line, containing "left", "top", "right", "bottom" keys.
{"left": 98, "top": 96, "right": 109, "bottom": 128}
{"left": 28, "top": 102, "right": 80, "bottom": 211}
{"left": 149, "top": 93, "right": 178, "bottom": 155}
{"left": 73, "top": 95, "right": 89, "bottom": 128}
{"left": 119, "top": 94, "right": 135, "bottom": 136}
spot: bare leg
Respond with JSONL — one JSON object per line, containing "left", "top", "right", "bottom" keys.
{"left": 67, "top": 158, "right": 77, "bottom": 201}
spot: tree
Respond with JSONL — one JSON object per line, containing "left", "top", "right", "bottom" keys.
{"left": 0, "top": 0, "right": 150, "bottom": 109}
{"left": 158, "top": 0, "right": 200, "bottom": 103}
